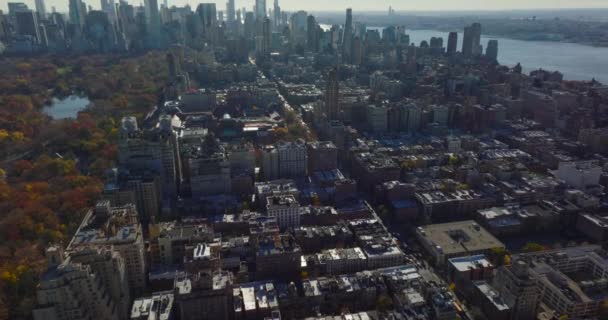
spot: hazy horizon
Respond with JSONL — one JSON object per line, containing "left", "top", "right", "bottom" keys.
{"left": 4, "top": 0, "right": 608, "bottom": 14}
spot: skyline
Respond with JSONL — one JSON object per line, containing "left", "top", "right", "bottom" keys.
{"left": 4, "top": 0, "right": 608, "bottom": 14}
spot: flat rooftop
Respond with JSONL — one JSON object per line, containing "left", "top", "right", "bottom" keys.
{"left": 448, "top": 255, "right": 493, "bottom": 272}
{"left": 473, "top": 281, "right": 509, "bottom": 311}
{"left": 417, "top": 221, "right": 504, "bottom": 256}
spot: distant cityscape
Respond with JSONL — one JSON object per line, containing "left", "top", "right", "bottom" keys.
{"left": 1, "top": 0, "right": 608, "bottom": 320}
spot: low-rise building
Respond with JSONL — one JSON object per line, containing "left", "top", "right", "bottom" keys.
{"left": 513, "top": 246, "right": 608, "bottom": 319}
{"left": 266, "top": 195, "right": 301, "bottom": 230}
{"left": 131, "top": 291, "right": 174, "bottom": 320}
{"left": 255, "top": 234, "right": 301, "bottom": 281}
{"left": 174, "top": 271, "right": 233, "bottom": 320}
{"left": 352, "top": 152, "right": 400, "bottom": 192}
{"left": 447, "top": 255, "right": 494, "bottom": 298}
{"left": 471, "top": 281, "right": 511, "bottom": 320}
{"left": 416, "top": 221, "right": 505, "bottom": 266}
{"left": 150, "top": 221, "right": 214, "bottom": 266}
{"left": 315, "top": 247, "right": 367, "bottom": 275}
{"left": 576, "top": 213, "right": 608, "bottom": 242}
{"left": 416, "top": 189, "right": 495, "bottom": 221}
{"left": 307, "top": 141, "right": 338, "bottom": 173}
{"left": 233, "top": 281, "right": 279, "bottom": 320}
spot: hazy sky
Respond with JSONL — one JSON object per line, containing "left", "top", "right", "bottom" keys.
{"left": 4, "top": 0, "right": 608, "bottom": 14}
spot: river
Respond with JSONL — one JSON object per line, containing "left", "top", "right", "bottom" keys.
{"left": 321, "top": 24, "right": 608, "bottom": 84}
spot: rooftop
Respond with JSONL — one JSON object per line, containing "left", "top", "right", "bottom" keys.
{"left": 130, "top": 291, "right": 174, "bottom": 320}
{"left": 417, "top": 221, "right": 504, "bottom": 256}
{"left": 448, "top": 255, "right": 493, "bottom": 272}
{"left": 473, "top": 281, "right": 510, "bottom": 311}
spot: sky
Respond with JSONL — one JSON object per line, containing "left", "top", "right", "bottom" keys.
{"left": 3, "top": 0, "right": 608, "bottom": 14}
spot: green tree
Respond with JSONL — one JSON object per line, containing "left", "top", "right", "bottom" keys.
{"left": 521, "top": 243, "right": 546, "bottom": 253}
{"left": 376, "top": 294, "right": 393, "bottom": 312}
{"left": 488, "top": 247, "right": 510, "bottom": 266}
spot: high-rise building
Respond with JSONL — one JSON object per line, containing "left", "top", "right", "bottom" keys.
{"left": 69, "top": 201, "right": 147, "bottom": 295}
{"left": 226, "top": 0, "right": 235, "bottom": 24}
{"left": 255, "top": 0, "right": 266, "bottom": 20}
{"left": 306, "top": 14, "right": 318, "bottom": 52}
{"left": 277, "top": 139, "right": 308, "bottom": 178}
{"left": 486, "top": 39, "right": 498, "bottom": 61}
{"left": 462, "top": 23, "right": 482, "bottom": 58}
{"left": 352, "top": 36, "right": 363, "bottom": 65}
{"left": 261, "top": 145, "right": 279, "bottom": 180}
{"left": 493, "top": 261, "right": 539, "bottom": 320}
{"left": 307, "top": 141, "right": 338, "bottom": 173}
{"left": 471, "top": 22, "right": 482, "bottom": 56}
{"left": 244, "top": 11, "right": 254, "bottom": 39}
{"left": 32, "top": 246, "right": 120, "bottom": 320}
{"left": 266, "top": 195, "right": 301, "bottom": 229}
{"left": 432, "top": 104, "right": 449, "bottom": 126}
{"left": 447, "top": 31, "right": 458, "bottom": 55}
{"left": 34, "top": 0, "right": 46, "bottom": 19}
{"left": 145, "top": 0, "right": 161, "bottom": 47}
{"left": 273, "top": 0, "right": 280, "bottom": 29}
{"left": 462, "top": 25, "right": 473, "bottom": 57}
{"left": 0, "top": 13, "right": 7, "bottom": 40}
{"left": 342, "top": 8, "right": 353, "bottom": 63}
{"left": 183, "top": 135, "right": 231, "bottom": 198}
{"left": 69, "top": 0, "right": 87, "bottom": 27}
{"left": 197, "top": 3, "right": 217, "bottom": 29}
{"left": 84, "top": 10, "right": 116, "bottom": 52}
{"left": 325, "top": 66, "right": 340, "bottom": 120}
{"left": 255, "top": 15, "right": 271, "bottom": 58}
{"left": 15, "top": 10, "right": 40, "bottom": 42}
{"left": 125, "top": 174, "right": 161, "bottom": 223}
{"left": 406, "top": 103, "right": 422, "bottom": 133}
{"left": 8, "top": 2, "right": 29, "bottom": 16}
{"left": 118, "top": 116, "right": 180, "bottom": 202}
{"left": 366, "top": 104, "right": 389, "bottom": 132}
{"left": 288, "top": 10, "right": 307, "bottom": 48}
{"left": 69, "top": 247, "right": 131, "bottom": 319}
{"left": 100, "top": 0, "right": 117, "bottom": 23}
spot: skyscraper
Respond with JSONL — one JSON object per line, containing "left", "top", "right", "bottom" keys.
{"left": 352, "top": 36, "right": 363, "bottom": 65}
{"left": 84, "top": 10, "right": 116, "bottom": 52}
{"left": 0, "top": 13, "right": 7, "bottom": 41}
{"left": 486, "top": 39, "right": 498, "bottom": 61}
{"left": 35, "top": 0, "right": 46, "bottom": 19}
{"left": 471, "top": 22, "right": 482, "bottom": 56}
{"left": 342, "top": 8, "right": 353, "bottom": 63}
{"left": 463, "top": 23, "right": 482, "bottom": 58}
{"left": 325, "top": 67, "right": 339, "bottom": 120}
{"left": 197, "top": 3, "right": 217, "bottom": 29}
{"left": 100, "top": 0, "right": 117, "bottom": 23}
{"left": 15, "top": 10, "right": 40, "bottom": 43}
{"left": 32, "top": 247, "right": 121, "bottom": 320}
{"left": 226, "top": 0, "right": 235, "bottom": 24}
{"left": 273, "top": 0, "right": 280, "bottom": 29}
{"left": 255, "top": 16, "right": 271, "bottom": 58}
{"left": 69, "top": 0, "right": 86, "bottom": 27}
{"left": 145, "top": 0, "right": 161, "bottom": 47}
{"left": 255, "top": 0, "right": 266, "bottom": 20}
{"left": 8, "top": 3, "right": 29, "bottom": 16}
{"left": 306, "top": 15, "right": 318, "bottom": 52}
{"left": 462, "top": 25, "right": 473, "bottom": 57}
{"left": 447, "top": 31, "right": 458, "bottom": 56}
{"left": 244, "top": 11, "right": 254, "bottom": 39}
